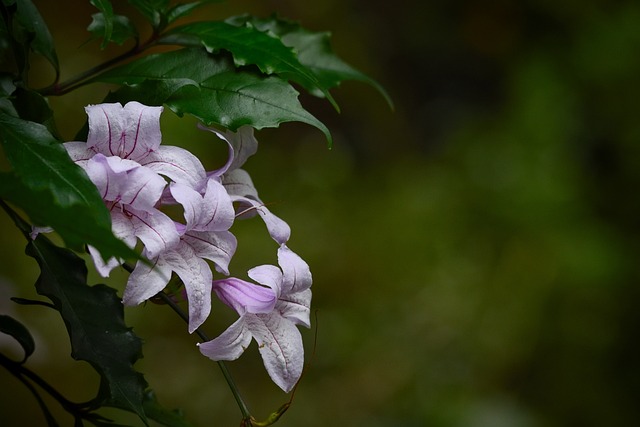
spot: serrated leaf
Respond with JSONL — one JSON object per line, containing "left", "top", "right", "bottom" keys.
{"left": 24, "top": 231, "right": 148, "bottom": 423}
{"left": 88, "top": 13, "right": 137, "bottom": 46}
{"left": 94, "top": 48, "right": 332, "bottom": 144}
{"left": 0, "top": 113, "right": 138, "bottom": 261}
{"left": 0, "top": 314, "right": 35, "bottom": 363}
{"left": 8, "top": 0, "right": 59, "bottom": 75}
{"left": 228, "top": 14, "right": 393, "bottom": 108}
{"left": 160, "top": 21, "right": 339, "bottom": 110}
{"left": 110, "top": 390, "right": 195, "bottom": 427}
{"left": 89, "top": 0, "right": 114, "bottom": 49}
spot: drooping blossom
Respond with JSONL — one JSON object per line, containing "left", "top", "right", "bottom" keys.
{"left": 200, "top": 125, "right": 291, "bottom": 245}
{"left": 123, "top": 177, "right": 237, "bottom": 332}
{"left": 198, "top": 245, "right": 312, "bottom": 392}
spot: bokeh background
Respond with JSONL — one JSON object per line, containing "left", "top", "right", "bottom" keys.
{"left": 2, "top": 0, "right": 640, "bottom": 426}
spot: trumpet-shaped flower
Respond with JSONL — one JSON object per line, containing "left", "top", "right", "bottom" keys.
{"left": 63, "top": 102, "right": 208, "bottom": 277}
{"left": 199, "top": 245, "right": 312, "bottom": 392}
{"left": 200, "top": 125, "right": 291, "bottom": 245}
{"left": 123, "top": 177, "right": 237, "bottom": 332}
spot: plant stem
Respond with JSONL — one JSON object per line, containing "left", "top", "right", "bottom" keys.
{"left": 154, "top": 291, "right": 252, "bottom": 419}
{"left": 37, "top": 35, "right": 157, "bottom": 97}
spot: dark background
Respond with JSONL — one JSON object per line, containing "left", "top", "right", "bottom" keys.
{"left": 1, "top": 0, "right": 640, "bottom": 425}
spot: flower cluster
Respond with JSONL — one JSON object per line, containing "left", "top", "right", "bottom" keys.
{"left": 61, "top": 102, "right": 311, "bottom": 392}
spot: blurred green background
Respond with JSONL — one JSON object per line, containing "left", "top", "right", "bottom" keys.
{"left": 2, "top": 0, "right": 640, "bottom": 426}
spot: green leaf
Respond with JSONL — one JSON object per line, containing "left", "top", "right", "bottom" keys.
{"left": 166, "top": 1, "right": 222, "bottom": 25}
{"left": 160, "top": 21, "right": 339, "bottom": 110}
{"left": 24, "top": 231, "right": 148, "bottom": 423}
{"left": 127, "top": 0, "right": 169, "bottom": 28}
{"left": 88, "top": 13, "right": 137, "bottom": 46}
{"left": 0, "top": 112, "right": 138, "bottom": 261}
{"left": 10, "top": 86, "right": 57, "bottom": 134}
{"left": 8, "top": 0, "right": 59, "bottom": 75}
{"left": 111, "top": 390, "right": 195, "bottom": 427}
{"left": 0, "top": 314, "right": 35, "bottom": 363}
{"left": 89, "top": 0, "right": 114, "bottom": 49}
{"left": 228, "top": 14, "right": 393, "bottom": 108}
{"left": 95, "top": 48, "right": 332, "bottom": 144}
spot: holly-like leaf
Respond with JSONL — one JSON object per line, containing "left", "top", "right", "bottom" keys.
{"left": 0, "top": 314, "right": 35, "bottom": 363}
{"left": 95, "top": 48, "right": 332, "bottom": 144}
{"left": 0, "top": 112, "right": 138, "bottom": 261}
{"left": 228, "top": 14, "right": 393, "bottom": 108}
{"left": 88, "top": 13, "right": 137, "bottom": 46}
{"left": 159, "top": 21, "right": 339, "bottom": 110}
{"left": 23, "top": 230, "right": 148, "bottom": 423}
{"left": 113, "top": 390, "right": 195, "bottom": 427}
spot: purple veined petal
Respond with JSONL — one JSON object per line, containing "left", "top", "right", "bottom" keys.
{"left": 222, "top": 169, "right": 260, "bottom": 200}
{"left": 232, "top": 196, "right": 291, "bottom": 245}
{"left": 170, "top": 182, "right": 202, "bottom": 232}
{"left": 224, "top": 126, "right": 258, "bottom": 172}
{"left": 199, "top": 125, "right": 235, "bottom": 178}
{"left": 119, "top": 165, "right": 167, "bottom": 211}
{"left": 85, "top": 103, "right": 127, "bottom": 156}
{"left": 278, "top": 246, "right": 312, "bottom": 294}
{"left": 63, "top": 141, "right": 96, "bottom": 168}
{"left": 199, "top": 179, "right": 234, "bottom": 232}
{"left": 213, "top": 278, "right": 276, "bottom": 315}
{"left": 182, "top": 230, "right": 237, "bottom": 275}
{"left": 120, "top": 101, "right": 163, "bottom": 160}
{"left": 140, "top": 145, "right": 206, "bottom": 189}
{"left": 198, "top": 317, "right": 252, "bottom": 361}
{"left": 123, "top": 256, "right": 172, "bottom": 306}
{"left": 126, "top": 206, "right": 180, "bottom": 258}
{"left": 161, "top": 242, "right": 213, "bottom": 333}
{"left": 87, "top": 245, "right": 122, "bottom": 277}
{"left": 85, "top": 154, "right": 139, "bottom": 202}
{"left": 110, "top": 208, "right": 138, "bottom": 249}
{"left": 245, "top": 312, "right": 305, "bottom": 393}
{"left": 248, "top": 264, "right": 283, "bottom": 295}
{"left": 276, "top": 289, "right": 312, "bottom": 328}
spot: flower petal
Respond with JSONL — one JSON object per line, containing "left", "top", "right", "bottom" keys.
{"left": 232, "top": 196, "right": 291, "bottom": 245}
{"left": 222, "top": 169, "right": 260, "bottom": 200}
{"left": 278, "top": 246, "right": 312, "bottom": 294}
{"left": 87, "top": 245, "right": 122, "bottom": 277}
{"left": 161, "top": 243, "right": 213, "bottom": 333}
{"left": 123, "top": 256, "right": 172, "bottom": 306}
{"left": 199, "top": 179, "right": 234, "bottom": 231}
{"left": 85, "top": 103, "right": 126, "bottom": 156}
{"left": 126, "top": 206, "right": 180, "bottom": 258}
{"left": 213, "top": 278, "right": 276, "bottom": 315}
{"left": 277, "top": 289, "right": 312, "bottom": 328}
{"left": 198, "top": 317, "right": 252, "bottom": 361}
{"left": 140, "top": 145, "right": 206, "bottom": 189}
{"left": 182, "top": 230, "right": 237, "bottom": 275}
{"left": 85, "top": 102, "right": 163, "bottom": 159}
{"left": 246, "top": 313, "right": 304, "bottom": 393}
{"left": 119, "top": 164, "right": 167, "bottom": 210}
{"left": 63, "top": 141, "right": 96, "bottom": 168}
{"left": 248, "top": 264, "right": 283, "bottom": 295}
{"left": 224, "top": 126, "right": 258, "bottom": 172}
{"left": 120, "top": 101, "right": 163, "bottom": 160}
